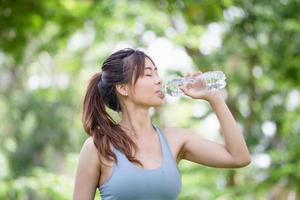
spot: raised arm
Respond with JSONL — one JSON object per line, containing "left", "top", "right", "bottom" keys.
{"left": 73, "top": 137, "right": 100, "bottom": 200}
{"left": 177, "top": 71, "right": 251, "bottom": 168}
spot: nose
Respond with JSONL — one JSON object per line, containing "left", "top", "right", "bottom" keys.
{"left": 155, "top": 75, "right": 163, "bottom": 85}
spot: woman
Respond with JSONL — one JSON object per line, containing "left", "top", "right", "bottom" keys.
{"left": 73, "top": 48, "right": 251, "bottom": 200}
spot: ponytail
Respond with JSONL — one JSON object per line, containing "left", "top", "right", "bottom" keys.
{"left": 82, "top": 72, "right": 142, "bottom": 167}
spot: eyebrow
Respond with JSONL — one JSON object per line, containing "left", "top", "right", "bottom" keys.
{"left": 144, "top": 67, "right": 157, "bottom": 70}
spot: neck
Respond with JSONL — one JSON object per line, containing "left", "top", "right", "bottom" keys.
{"left": 119, "top": 107, "right": 154, "bottom": 137}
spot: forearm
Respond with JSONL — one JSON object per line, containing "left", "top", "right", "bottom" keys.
{"left": 209, "top": 93, "right": 251, "bottom": 165}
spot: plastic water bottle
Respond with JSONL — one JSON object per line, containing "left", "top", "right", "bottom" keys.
{"left": 163, "top": 71, "right": 226, "bottom": 97}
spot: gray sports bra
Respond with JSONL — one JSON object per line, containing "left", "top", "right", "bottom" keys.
{"left": 98, "top": 124, "right": 182, "bottom": 200}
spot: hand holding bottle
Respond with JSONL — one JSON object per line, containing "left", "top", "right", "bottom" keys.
{"left": 178, "top": 71, "right": 225, "bottom": 101}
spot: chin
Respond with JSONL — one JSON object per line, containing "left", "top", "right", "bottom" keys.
{"left": 152, "top": 100, "right": 165, "bottom": 107}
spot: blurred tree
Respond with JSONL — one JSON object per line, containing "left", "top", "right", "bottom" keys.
{"left": 155, "top": 0, "right": 300, "bottom": 198}
{"left": 1, "top": 0, "right": 300, "bottom": 199}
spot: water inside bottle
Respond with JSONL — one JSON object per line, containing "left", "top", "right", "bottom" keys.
{"left": 163, "top": 71, "right": 226, "bottom": 97}
{"left": 163, "top": 78, "right": 185, "bottom": 96}
{"left": 203, "top": 75, "right": 226, "bottom": 90}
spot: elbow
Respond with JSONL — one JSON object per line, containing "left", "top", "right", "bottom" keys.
{"left": 235, "top": 156, "right": 251, "bottom": 167}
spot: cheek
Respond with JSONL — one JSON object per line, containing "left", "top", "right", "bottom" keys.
{"left": 135, "top": 85, "right": 153, "bottom": 96}
{"left": 132, "top": 81, "right": 154, "bottom": 98}
{"left": 134, "top": 79, "right": 152, "bottom": 92}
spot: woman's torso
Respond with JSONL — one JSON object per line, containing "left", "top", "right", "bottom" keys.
{"left": 98, "top": 125, "right": 183, "bottom": 199}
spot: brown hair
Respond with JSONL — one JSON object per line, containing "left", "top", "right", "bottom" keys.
{"left": 82, "top": 48, "right": 155, "bottom": 167}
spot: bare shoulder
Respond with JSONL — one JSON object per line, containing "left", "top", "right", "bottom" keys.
{"left": 160, "top": 126, "right": 195, "bottom": 149}
{"left": 79, "top": 137, "right": 101, "bottom": 169}
{"left": 82, "top": 137, "right": 98, "bottom": 154}
{"left": 82, "top": 137, "right": 115, "bottom": 167}
{"left": 73, "top": 137, "right": 101, "bottom": 199}
{"left": 159, "top": 126, "right": 191, "bottom": 162}
{"left": 161, "top": 126, "right": 191, "bottom": 141}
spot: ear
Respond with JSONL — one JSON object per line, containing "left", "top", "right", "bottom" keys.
{"left": 115, "top": 84, "right": 129, "bottom": 97}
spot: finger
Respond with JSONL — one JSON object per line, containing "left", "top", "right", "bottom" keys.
{"left": 185, "top": 83, "right": 192, "bottom": 89}
{"left": 190, "top": 72, "right": 196, "bottom": 78}
{"left": 179, "top": 86, "right": 186, "bottom": 93}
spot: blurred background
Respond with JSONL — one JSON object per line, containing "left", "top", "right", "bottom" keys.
{"left": 1, "top": 0, "right": 300, "bottom": 199}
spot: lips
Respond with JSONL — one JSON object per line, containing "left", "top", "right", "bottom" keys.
{"left": 156, "top": 90, "right": 165, "bottom": 98}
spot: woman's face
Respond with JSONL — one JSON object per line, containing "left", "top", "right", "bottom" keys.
{"left": 128, "top": 58, "right": 165, "bottom": 108}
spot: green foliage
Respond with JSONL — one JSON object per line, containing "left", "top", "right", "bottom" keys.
{"left": 0, "top": 167, "right": 72, "bottom": 200}
{"left": 1, "top": 0, "right": 300, "bottom": 199}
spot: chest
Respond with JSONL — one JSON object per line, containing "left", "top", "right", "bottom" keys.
{"left": 99, "top": 128, "right": 183, "bottom": 185}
